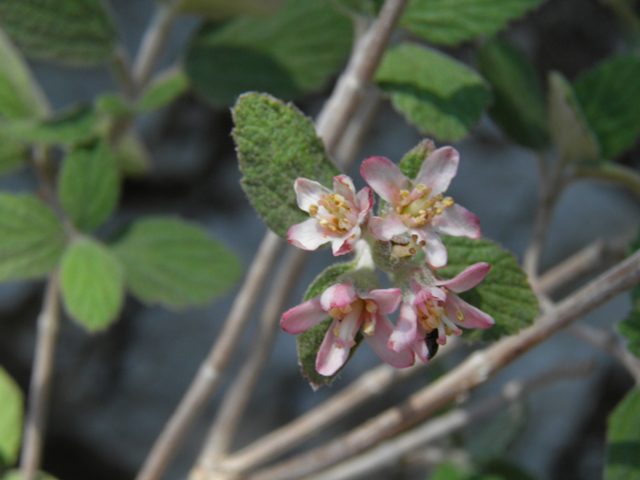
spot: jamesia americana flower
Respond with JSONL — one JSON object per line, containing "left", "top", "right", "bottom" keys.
{"left": 388, "top": 263, "right": 495, "bottom": 363}
{"left": 281, "top": 282, "right": 415, "bottom": 376}
{"left": 360, "top": 147, "right": 480, "bottom": 268}
{"left": 287, "top": 175, "right": 374, "bottom": 256}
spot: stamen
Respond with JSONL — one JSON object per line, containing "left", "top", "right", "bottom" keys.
{"left": 309, "top": 204, "right": 318, "bottom": 216}
{"left": 363, "top": 321, "right": 375, "bottom": 335}
{"left": 399, "top": 190, "right": 410, "bottom": 200}
{"left": 329, "top": 308, "right": 343, "bottom": 319}
{"left": 341, "top": 304, "right": 352, "bottom": 314}
{"left": 441, "top": 197, "right": 454, "bottom": 208}
{"left": 319, "top": 219, "right": 330, "bottom": 227}
{"left": 333, "top": 326, "right": 340, "bottom": 337}
{"left": 365, "top": 300, "right": 377, "bottom": 313}
{"left": 457, "top": 310, "right": 465, "bottom": 322}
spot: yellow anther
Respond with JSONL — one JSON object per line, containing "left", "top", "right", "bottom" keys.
{"left": 399, "top": 189, "right": 410, "bottom": 199}
{"left": 427, "top": 316, "right": 439, "bottom": 330}
{"left": 409, "top": 247, "right": 416, "bottom": 255}
{"left": 442, "top": 197, "right": 454, "bottom": 208}
{"left": 444, "top": 324, "right": 452, "bottom": 336}
{"left": 333, "top": 326, "right": 341, "bottom": 337}
{"left": 329, "top": 308, "right": 343, "bottom": 319}
{"left": 341, "top": 304, "right": 352, "bottom": 314}
{"left": 418, "top": 209, "right": 427, "bottom": 215}
{"left": 434, "top": 207, "right": 444, "bottom": 216}
{"left": 365, "top": 300, "right": 377, "bottom": 313}
{"left": 338, "top": 219, "right": 351, "bottom": 230}
{"left": 363, "top": 321, "right": 375, "bottom": 335}
{"left": 319, "top": 219, "right": 330, "bottom": 227}
{"left": 309, "top": 204, "right": 318, "bottom": 216}
{"left": 415, "top": 184, "right": 428, "bottom": 193}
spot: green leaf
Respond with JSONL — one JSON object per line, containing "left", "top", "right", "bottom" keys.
{"left": 547, "top": 72, "right": 600, "bottom": 165}
{"left": 400, "top": 0, "right": 546, "bottom": 46}
{"left": 605, "top": 387, "right": 640, "bottom": 480}
{"left": 296, "top": 261, "right": 358, "bottom": 389}
{"left": 431, "top": 463, "right": 470, "bottom": 480}
{"left": 0, "top": 133, "right": 28, "bottom": 176}
{"left": 329, "top": 0, "right": 384, "bottom": 16}
{"left": 0, "top": 366, "right": 23, "bottom": 468}
{"left": 619, "top": 309, "right": 640, "bottom": 359}
{"left": 437, "top": 237, "right": 539, "bottom": 342}
{"left": 1, "top": 105, "right": 99, "bottom": 146}
{"left": 58, "top": 141, "right": 120, "bottom": 232}
{"left": 137, "top": 69, "right": 190, "bottom": 112}
{"left": 0, "top": 194, "right": 67, "bottom": 282}
{"left": 573, "top": 162, "right": 640, "bottom": 201}
{"left": 112, "top": 130, "right": 152, "bottom": 176}
{"left": 60, "top": 238, "right": 125, "bottom": 332}
{"left": 2, "top": 470, "right": 59, "bottom": 480}
{"left": 0, "top": 0, "right": 118, "bottom": 66}
{"left": 178, "top": 0, "right": 283, "bottom": 19}
{"left": 477, "top": 38, "right": 548, "bottom": 150}
{"left": 376, "top": 43, "right": 491, "bottom": 141}
{"left": 232, "top": 93, "right": 340, "bottom": 237}
{"left": 574, "top": 56, "right": 640, "bottom": 159}
{"left": 95, "top": 93, "right": 134, "bottom": 118}
{"left": 0, "top": 29, "right": 49, "bottom": 119}
{"left": 185, "top": 0, "right": 352, "bottom": 106}
{"left": 112, "top": 217, "right": 241, "bottom": 309}
{"left": 398, "top": 139, "right": 436, "bottom": 180}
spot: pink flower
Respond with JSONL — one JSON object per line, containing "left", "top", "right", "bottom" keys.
{"left": 388, "top": 263, "right": 495, "bottom": 362}
{"left": 360, "top": 148, "right": 480, "bottom": 268}
{"left": 287, "top": 175, "right": 374, "bottom": 256}
{"left": 282, "top": 282, "right": 415, "bottom": 376}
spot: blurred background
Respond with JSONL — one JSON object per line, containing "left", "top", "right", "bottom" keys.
{"left": 0, "top": 0, "right": 639, "bottom": 479}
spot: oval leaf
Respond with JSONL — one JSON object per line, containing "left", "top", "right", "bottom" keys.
{"left": 0, "top": 29, "right": 49, "bottom": 119}
{"left": 2, "top": 470, "right": 59, "bottom": 480}
{"left": 0, "top": 366, "right": 23, "bottom": 468}
{"left": 137, "top": 69, "right": 190, "bottom": 112}
{"left": 574, "top": 56, "right": 640, "bottom": 159}
{"left": 605, "top": 387, "right": 640, "bottom": 480}
{"left": 548, "top": 71, "right": 600, "bottom": 166}
{"left": 376, "top": 43, "right": 491, "bottom": 141}
{"left": 400, "top": 0, "right": 546, "bottom": 46}
{"left": 437, "top": 237, "right": 539, "bottom": 342}
{"left": 0, "top": 133, "right": 28, "bottom": 176}
{"left": 232, "top": 93, "right": 340, "bottom": 238}
{"left": 0, "top": 0, "right": 118, "bottom": 66}
{"left": 60, "top": 238, "right": 125, "bottom": 332}
{"left": 477, "top": 38, "right": 549, "bottom": 150}
{"left": 185, "top": 0, "right": 352, "bottom": 106}
{"left": 58, "top": 140, "right": 120, "bottom": 232}
{"left": 112, "top": 217, "right": 241, "bottom": 309}
{"left": 0, "top": 194, "right": 67, "bottom": 282}
{"left": 296, "top": 261, "right": 358, "bottom": 389}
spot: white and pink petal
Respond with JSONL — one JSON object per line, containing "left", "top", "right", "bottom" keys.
{"left": 287, "top": 219, "right": 330, "bottom": 251}
{"left": 364, "top": 288, "right": 402, "bottom": 315}
{"left": 320, "top": 282, "right": 357, "bottom": 311}
{"left": 294, "top": 178, "right": 331, "bottom": 212}
{"left": 370, "top": 213, "right": 408, "bottom": 241}
{"left": 446, "top": 295, "right": 495, "bottom": 329}
{"left": 316, "top": 319, "right": 351, "bottom": 376}
{"left": 360, "top": 156, "right": 408, "bottom": 204}
{"left": 414, "top": 147, "right": 459, "bottom": 196}
{"left": 388, "top": 302, "right": 419, "bottom": 352}
{"left": 281, "top": 295, "right": 327, "bottom": 334}
{"left": 435, "top": 263, "right": 490, "bottom": 293}
{"left": 431, "top": 204, "right": 481, "bottom": 239}
{"left": 364, "top": 314, "right": 415, "bottom": 368}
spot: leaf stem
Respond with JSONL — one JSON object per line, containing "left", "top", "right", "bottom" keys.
{"left": 246, "top": 248, "right": 640, "bottom": 480}
{"left": 19, "top": 274, "right": 61, "bottom": 480}
{"left": 302, "top": 361, "right": 594, "bottom": 480}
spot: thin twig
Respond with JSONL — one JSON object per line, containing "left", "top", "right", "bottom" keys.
{"left": 217, "top": 339, "right": 462, "bottom": 475}
{"left": 131, "top": 0, "right": 183, "bottom": 93}
{"left": 136, "top": 2, "right": 409, "bottom": 478}
{"left": 247, "top": 249, "right": 640, "bottom": 480}
{"left": 569, "top": 324, "right": 640, "bottom": 383}
{"left": 135, "top": 233, "right": 285, "bottom": 480}
{"left": 315, "top": 0, "right": 409, "bottom": 152}
{"left": 20, "top": 275, "right": 61, "bottom": 480}
{"left": 110, "top": 46, "right": 137, "bottom": 101}
{"left": 303, "top": 362, "right": 595, "bottom": 480}
{"left": 194, "top": 248, "right": 309, "bottom": 471}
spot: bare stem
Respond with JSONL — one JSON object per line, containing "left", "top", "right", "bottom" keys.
{"left": 135, "top": 233, "right": 285, "bottom": 480}
{"left": 315, "top": 0, "right": 409, "bottom": 151}
{"left": 303, "top": 362, "right": 594, "bottom": 480}
{"left": 110, "top": 46, "right": 137, "bottom": 100}
{"left": 247, "top": 249, "right": 640, "bottom": 480}
{"left": 194, "top": 248, "right": 309, "bottom": 471}
{"left": 218, "top": 339, "right": 462, "bottom": 474}
{"left": 20, "top": 275, "right": 61, "bottom": 480}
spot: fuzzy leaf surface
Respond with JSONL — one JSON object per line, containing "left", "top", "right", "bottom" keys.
{"left": 376, "top": 43, "right": 491, "bottom": 141}
{"left": 0, "top": 29, "right": 49, "bottom": 119}
{"left": 574, "top": 56, "right": 640, "bottom": 159}
{"left": 58, "top": 141, "right": 119, "bottom": 232}
{"left": 438, "top": 237, "right": 539, "bottom": 342}
{"left": 398, "top": 139, "right": 436, "bottom": 180}
{"left": 0, "top": 367, "right": 22, "bottom": 468}
{"left": 400, "top": 0, "right": 545, "bottom": 46}
{"left": 0, "top": 0, "right": 118, "bottom": 66}
{"left": 548, "top": 72, "right": 600, "bottom": 165}
{"left": 296, "top": 261, "right": 358, "bottom": 389}
{"left": 605, "top": 387, "right": 640, "bottom": 480}
{"left": 232, "top": 93, "right": 339, "bottom": 237}
{"left": 477, "top": 38, "right": 548, "bottom": 150}
{"left": 113, "top": 217, "right": 241, "bottom": 309}
{"left": 60, "top": 238, "right": 124, "bottom": 332}
{"left": 0, "top": 194, "right": 66, "bottom": 281}
{"left": 185, "top": 0, "right": 352, "bottom": 106}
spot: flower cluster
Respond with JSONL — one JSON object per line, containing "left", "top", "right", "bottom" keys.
{"left": 282, "top": 144, "right": 495, "bottom": 377}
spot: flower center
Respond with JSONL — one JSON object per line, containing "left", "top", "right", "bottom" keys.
{"left": 309, "top": 193, "right": 354, "bottom": 233}
{"left": 415, "top": 290, "right": 463, "bottom": 341}
{"left": 394, "top": 184, "right": 454, "bottom": 228}
{"left": 328, "top": 298, "right": 378, "bottom": 348}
